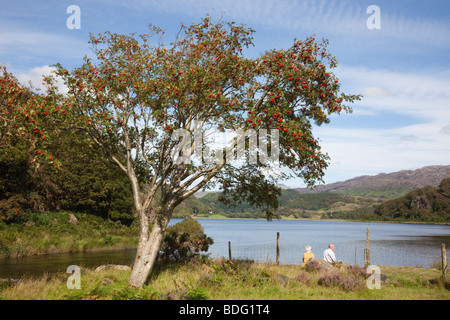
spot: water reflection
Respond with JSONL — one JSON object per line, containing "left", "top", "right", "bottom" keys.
{"left": 0, "top": 249, "right": 136, "bottom": 279}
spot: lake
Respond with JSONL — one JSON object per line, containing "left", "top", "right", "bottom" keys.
{"left": 192, "top": 219, "right": 450, "bottom": 268}
{"left": 1, "top": 219, "right": 449, "bottom": 279}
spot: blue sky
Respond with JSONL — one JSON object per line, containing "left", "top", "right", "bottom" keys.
{"left": 1, "top": 0, "right": 450, "bottom": 188}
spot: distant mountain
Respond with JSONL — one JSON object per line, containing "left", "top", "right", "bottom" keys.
{"left": 294, "top": 165, "right": 450, "bottom": 199}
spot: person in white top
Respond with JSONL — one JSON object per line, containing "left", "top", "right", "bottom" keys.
{"left": 323, "top": 244, "right": 336, "bottom": 263}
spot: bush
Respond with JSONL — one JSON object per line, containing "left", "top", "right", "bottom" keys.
{"left": 304, "top": 259, "right": 321, "bottom": 272}
{"left": 0, "top": 194, "right": 27, "bottom": 223}
{"left": 295, "top": 272, "right": 311, "bottom": 285}
{"left": 318, "top": 272, "right": 342, "bottom": 287}
{"left": 159, "top": 217, "right": 213, "bottom": 263}
{"left": 317, "top": 267, "right": 367, "bottom": 291}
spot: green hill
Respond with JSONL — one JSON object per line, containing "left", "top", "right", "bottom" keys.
{"left": 172, "top": 195, "right": 214, "bottom": 218}
{"left": 373, "top": 178, "right": 450, "bottom": 222}
{"left": 194, "top": 188, "right": 382, "bottom": 219}
{"left": 197, "top": 192, "right": 266, "bottom": 218}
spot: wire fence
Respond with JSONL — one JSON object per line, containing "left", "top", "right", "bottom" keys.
{"left": 208, "top": 232, "right": 448, "bottom": 269}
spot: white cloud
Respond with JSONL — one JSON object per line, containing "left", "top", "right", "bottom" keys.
{"left": 440, "top": 125, "right": 450, "bottom": 135}
{"left": 114, "top": 0, "right": 450, "bottom": 47}
{"left": 399, "top": 134, "right": 419, "bottom": 142}
{"left": 0, "top": 28, "right": 87, "bottom": 59}
{"left": 362, "top": 86, "right": 394, "bottom": 99}
{"left": 336, "top": 66, "right": 450, "bottom": 122}
{"left": 306, "top": 64, "right": 450, "bottom": 183}
{"left": 17, "top": 65, "right": 68, "bottom": 94}
{"left": 315, "top": 123, "right": 450, "bottom": 184}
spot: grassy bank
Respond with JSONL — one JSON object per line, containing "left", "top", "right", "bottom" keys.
{"left": 0, "top": 211, "right": 139, "bottom": 258}
{"left": 0, "top": 258, "right": 449, "bottom": 300}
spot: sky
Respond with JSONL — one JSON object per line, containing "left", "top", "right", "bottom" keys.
{"left": 1, "top": 0, "right": 450, "bottom": 188}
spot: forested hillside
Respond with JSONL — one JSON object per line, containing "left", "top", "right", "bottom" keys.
{"left": 372, "top": 178, "right": 450, "bottom": 222}
{"left": 192, "top": 188, "right": 382, "bottom": 219}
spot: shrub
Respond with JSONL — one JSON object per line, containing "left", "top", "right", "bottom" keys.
{"left": 318, "top": 272, "right": 342, "bottom": 288}
{"left": 295, "top": 272, "right": 311, "bottom": 285}
{"left": 317, "top": 268, "right": 367, "bottom": 291}
{"left": 184, "top": 287, "right": 209, "bottom": 300}
{"left": 304, "top": 259, "right": 321, "bottom": 272}
{"left": 158, "top": 217, "right": 214, "bottom": 263}
{"left": 339, "top": 275, "right": 362, "bottom": 291}
{"left": 0, "top": 194, "right": 27, "bottom": 223}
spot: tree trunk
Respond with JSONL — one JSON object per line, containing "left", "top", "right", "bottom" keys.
{"left": 128, "top": 211, "right": 171, "bottom": 288}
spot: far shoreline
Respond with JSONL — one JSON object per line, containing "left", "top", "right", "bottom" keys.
{"left": 186, "top": 214, "right": 450, "bottom": 226}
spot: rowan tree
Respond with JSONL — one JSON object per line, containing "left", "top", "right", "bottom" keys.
{"left": 54, "top": 17, "right": 360, "bottom": 287}
{"left": 0, "top": 67, "right": 68, "bottom": 220}
{"left": 0, "top": 66, "right": 70, "bottom": 171}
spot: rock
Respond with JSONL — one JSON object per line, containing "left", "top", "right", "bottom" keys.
{"left": 304, "top": 258, "right": 338, "bottom": 272}
{"left": 0, "top": 278, "right": 21, "bottom": 286}
{"left": 276, "top": 274, "right": 290, "bottom": 284}
{"left": 365, "top": 271, "right": 389, "bottom": 283}
{"left": 101, "top": 278, "right": 114, "bottom": 285}
{"left": 68, "top": 213, "right": 78, "bottom": 225}
{"left": 410, "top": 194, "right": 432, "bottom": 211}
{"left": 24, "top": 221, "right": 35, "bottom": 228}
{"left": 95, "top": 264, "right": 131, "bottom": 272}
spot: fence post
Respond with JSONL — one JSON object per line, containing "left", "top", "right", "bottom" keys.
{"left": 228, "top": 241, "right": 232, "bottom": 261}
{"left": 442, "top": 243, "right": 447, "bottom": 282}
{"left": 364, "top": 249, "right": 368, "bottom": 268}
{"left": 365, "top": 228, "right": 371, "bottom": 268}
{"left": 276, "top": 232, "right": 280, "bottom": 266}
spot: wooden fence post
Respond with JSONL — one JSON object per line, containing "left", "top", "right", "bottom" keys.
{"left": 228, "top": 241, "right": 232, "bottom": 261}
{"left": 276, "top": 232, "right": 280, "bottom": 266}
{"left": 365, "top": 228, "right": 371, "bottom": 268}
{"left": 364, "top": 249, "right": 368, "bottom": 268}
{"left": 442, "top": 243, "right": 447, "bottom": 282}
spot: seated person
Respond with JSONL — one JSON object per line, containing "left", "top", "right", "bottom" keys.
{"left": 302, "top": 245, "right": 314, "bottom": 264}
{"left": 323, "top": 244, "right": 337, "bottom": 264}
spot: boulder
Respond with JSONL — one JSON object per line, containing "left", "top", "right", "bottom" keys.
{"left": 101, "top": 278, "right": 114, "bottom": 285}
{"left": 95, "top": 264, "right": 131, "bottom": 272}
{"left": 304, "top": 258, "right": 339, "bottom": 272}
{"left": 276, "top": 274, "right": 290, "bottom": 284}
{"left": 68, "top": 213, "right": 78, "bottom": 225}
{"left": 0, "top": 278, "right": 21, "bottom": 286}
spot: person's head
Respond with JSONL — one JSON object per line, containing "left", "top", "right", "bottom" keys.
{"left": 305, "top": 246, "right": 312, "bottom": 252}
{"left": 328, "top": 244, "right": 335, "bottom": 251}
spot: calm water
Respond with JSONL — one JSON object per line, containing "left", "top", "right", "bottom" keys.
{"left": 1, "top": 219, "right": 449, "bottom": 278}
{"left": 191, "top": 219, "right": 450, "bottom": 268}
{"left": 0, "top": 249, "right": 137, "bottom": 279}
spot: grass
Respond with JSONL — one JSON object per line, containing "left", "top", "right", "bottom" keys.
{"left": 0, "top": 211, "right": 139, "bottom": 258}
{"left": 1, "top": 258, "right": 449, "bottom": 300}
{"left": 1, "top": 211, "right": 449, "bottom": 300}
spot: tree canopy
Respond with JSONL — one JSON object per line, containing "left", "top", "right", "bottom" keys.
{"left": 2, "top": 16, "right": 361, "bottom": 287}
{"left": 54, "top": 17, "right": 359, "bottom": 218}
